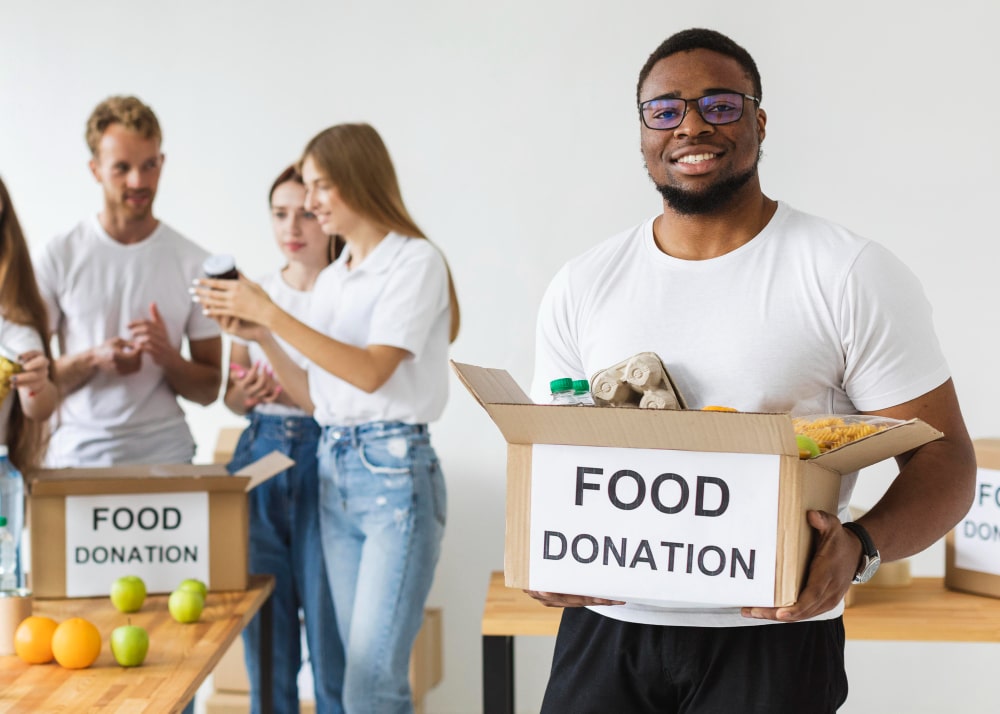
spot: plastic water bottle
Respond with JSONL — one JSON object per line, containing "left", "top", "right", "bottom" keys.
{"left": 0, "top": 446, "right": 24, "bottom": 589}
{"left": 572, "top": 379, "right": 595, "bottom": 406}
{"left": 549, "top": 378, "right": 577, "bottom": 405}
{"left": 0, "top": 516, "right": 16, "bottom": 591}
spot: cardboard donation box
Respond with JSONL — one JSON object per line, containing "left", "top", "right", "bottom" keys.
{"left": 454, "top": 362, "right": 942, "bottom": 607}
{"left": 946, "top": 439, "right": 1000, "bottom": 598}
{"left": 26, "top": 453, "right": 292, "bottom": 599}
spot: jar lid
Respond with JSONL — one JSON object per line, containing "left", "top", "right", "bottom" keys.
{"left": 202, "top": 254, "right": 236, "bottom": 276}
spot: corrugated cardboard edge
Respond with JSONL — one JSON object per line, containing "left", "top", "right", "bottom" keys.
{"left": 29, "top": 495, "right": 67, "bottom": 598}
{"left": 944, "top": 439, "right": 1000, "bottom": 598}
{"left": 773, "top": 459, "right": 842, "bottom": 606}
{"left": 504, "top": 445, "right": 531, "bottom": 588}
{"left": 811, "top": 419, "right": 943, "bottom": 474}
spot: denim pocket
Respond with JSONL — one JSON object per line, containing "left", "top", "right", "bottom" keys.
{"left": 358, "top": 436, "right": 413, "bottom": 476}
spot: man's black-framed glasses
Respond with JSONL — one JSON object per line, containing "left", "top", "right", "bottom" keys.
{"left": 639, "top": 92, "right": 760, "bottom": 130}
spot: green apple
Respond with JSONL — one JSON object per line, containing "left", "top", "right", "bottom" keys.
{"left": 111, "top": 624, "right": 149, "bottom": 667}
{"left": 176, "top": 578, "right": 208, "bottom": 600}
{"left": 110, "top": 575, "right": 147, "bottom": 613}
{"left": 168, "top": 589, "right": 205, "bottom": 623}
{"left": 796, "top": 434, "right": 822, "bottom": 459}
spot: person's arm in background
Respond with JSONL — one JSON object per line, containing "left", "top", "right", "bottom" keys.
{"left": 129, "top": 302, "right": 222, "bottom": 405}
{"left": 744, "top": 379, "right": 975, "bottom": 622}
{"left": 12, "top": 349, "right": 57, "bottom": 420}
{"left": 219, "top": 318, "right": 313, "bottom": 415}
{"left": 194, "top": 275, "right": 407, "bottom": 394}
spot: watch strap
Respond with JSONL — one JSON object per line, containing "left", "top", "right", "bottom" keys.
{"left": 842, "top": 521, "right": 877, "bottom": 558}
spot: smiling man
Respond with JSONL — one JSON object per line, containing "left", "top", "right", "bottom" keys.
{"left": 528, "top": 29, "right": 976, "bottom": 713}
{"left": 34, "top": 95, "right": 221, "bottom": 467}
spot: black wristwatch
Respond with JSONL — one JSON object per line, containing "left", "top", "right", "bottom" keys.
{"left": 843, "top": 521, "right": 881, "bottom": 584}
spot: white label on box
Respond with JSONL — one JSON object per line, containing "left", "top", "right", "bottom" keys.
{"left": 955, "top": 467, "right": 1000, "bottom": 575}
{"left": 529, "top": 444, "right": 781, "bottom": 606}
{"left": 65, "top": 491, "right": 210, "bottom": 597}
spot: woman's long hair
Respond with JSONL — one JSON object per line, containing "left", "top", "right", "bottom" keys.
{"left": 0, "top": 177, "right": 51, "bottom": 470}
{"left": 301, "top": 124, "right": 461, "bottom": 342}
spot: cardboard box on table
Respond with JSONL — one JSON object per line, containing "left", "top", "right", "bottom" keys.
{"left": 454, "top": 362, "right": 942, "bottom": 607}
{"left": 25, "top": 453, "right": 291, "bottom": 598}
{"left": 945, "top": 439, "right": 1000, "bottom": 598}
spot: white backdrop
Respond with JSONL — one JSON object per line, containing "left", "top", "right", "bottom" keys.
{"left": 3, "top": 1, "right": 998, "bottom": 712}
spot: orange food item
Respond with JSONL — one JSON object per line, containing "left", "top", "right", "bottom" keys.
{"left": 13, "top": 615, "right": 59, "bottom": 664}
{"left": 702, "top": 405, "right": 738, "bottom": 412}
{"left": 51, "top": 617, "right": 102, "bottom": 669}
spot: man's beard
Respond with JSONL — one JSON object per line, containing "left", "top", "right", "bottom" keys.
{"left": 652, "top": 162, "right": 758, "bottom": 216}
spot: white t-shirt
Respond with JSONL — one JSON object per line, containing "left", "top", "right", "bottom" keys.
{"left": 308, "top": 232, "right": 451, "bottom": 427}
{"left": 0, "top": 319, "right": 44, "bottom": 448}
{"left": 238, "top": 270, "right": 314, "bottom": 418}
{"left": 34, "top": 217, "right": 221, "bottom": 466}
{"left": 531, "top": 202, "right": 950, "bottom": 628}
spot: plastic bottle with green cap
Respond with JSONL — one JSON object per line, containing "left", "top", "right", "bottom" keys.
{"left": 548, "top": 378, "right": 577, "bottom": 405}
{"left": 572, "top": 379, "right": 595, "bottom": 406}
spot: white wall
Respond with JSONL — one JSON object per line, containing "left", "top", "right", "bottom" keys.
{"left": 3, "top": 1, "right": 998, "bottom": 711}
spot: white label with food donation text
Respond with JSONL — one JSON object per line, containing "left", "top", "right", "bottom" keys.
{"left": 529, "top": 444, "right": 781, "bottom": 606}
{"left": 65, "top": 491, "right": 210, "bottom": 597}
{"left": 955, "top": 467, "right": 1000, "bottom": 575}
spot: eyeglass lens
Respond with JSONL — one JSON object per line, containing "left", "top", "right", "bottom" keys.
{"left": 641, "top": 93, "right": 747, "bottom": 130}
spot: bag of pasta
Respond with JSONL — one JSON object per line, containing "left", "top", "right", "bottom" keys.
{"left": 792, "top": 414, "right": 906, "bottom": 456}
{"left": 0, "top": 343, "right": 22, "bottom": 404}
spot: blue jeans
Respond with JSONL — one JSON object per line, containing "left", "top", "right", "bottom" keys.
{"left": 229, "top": 412, "right": 345, "bottom": 714}
{"left": 317, "top": 422, "right": 446, "bottom": 714}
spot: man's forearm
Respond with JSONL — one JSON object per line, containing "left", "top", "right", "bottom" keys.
{"left": 161, "top": 358, "right": 222, "bottom": 406}
{"left": 52, "top": 350, "right": 97, "bottom": 397}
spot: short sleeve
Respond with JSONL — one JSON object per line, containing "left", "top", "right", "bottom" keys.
{"left": 0, "top": 321, "right": 44, "bottom": 356}
{"left": 841, "top": 242, "right": 951, "bottom": 411}
{"left": 32, "top": 243, "right": 63, "bottom": 335}
{"left": 530, "top": 265, "right": 586, "bottom": 402}
{"left": 366, "top": 241, "right": 449, "bottom": 358}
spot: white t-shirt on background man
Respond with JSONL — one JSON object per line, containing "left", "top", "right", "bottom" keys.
{"left": 34, "top": 217, "right": 220, "bottom": 466}
{"left": 531, "top": 201, "right": 950, "bottom": 628}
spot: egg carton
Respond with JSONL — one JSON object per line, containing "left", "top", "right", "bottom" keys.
{"left": 589, "top": 351, "right": 687, "bottom": 410}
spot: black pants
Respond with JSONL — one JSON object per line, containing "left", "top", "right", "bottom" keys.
{"left": 540, "top": 608, "right": 848, "bottom": 714}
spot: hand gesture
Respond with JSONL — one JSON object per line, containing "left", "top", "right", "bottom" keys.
{"left": 92, "top": 337, "right": 142, "bottom": 375}
{"left": 9, "top": 350, "right": 51, "bottom": 394}
{"left": 129, "top": 302, "right": 180, "bottom": 369}
{"left": 230, "top": 361, "right": 283, "bottom": 410}
{"left": 191, "top": 275, "right": 274, "bottom": 326}
{"left": 218, "top": 315, "right": 270, "bottom": 344}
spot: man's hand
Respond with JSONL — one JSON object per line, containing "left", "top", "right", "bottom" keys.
{"left": 525, "top": 591, "right": 625, "bottom": 608}
{"left": 741, "top": 509, "right": 860, "bottom": 622}
{"left": 129, "top": 302, "right": 181, "bottom": 370}
{"left": 92, "top": 337, "right": 142, "bottom": 375}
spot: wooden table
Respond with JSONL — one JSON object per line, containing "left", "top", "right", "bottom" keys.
{"left": 0, "top": 574, "right": 275, "bottom": 714}
{"left": 481, "top": 571, "right": 1000, "bottom": 714}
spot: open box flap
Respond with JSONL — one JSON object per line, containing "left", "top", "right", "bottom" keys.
{"left": 810, "top": 419, "right": 943, "bottom": 473}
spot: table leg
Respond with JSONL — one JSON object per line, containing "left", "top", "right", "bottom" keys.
{"left": 259, "top": 590, "right": 274, "bottom": 714}
{"left": 483, "top": 634, "right": 515, "bottom": 714}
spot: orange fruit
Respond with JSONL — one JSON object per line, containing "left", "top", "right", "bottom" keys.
{"left": 702, "top": 405, "right": 738, "bottom": 412}
{"left": 51, "top": 617, "right": 102, "bottom": 669}
{"left": 13, "top": 615, "right": 59, "bottom": 664}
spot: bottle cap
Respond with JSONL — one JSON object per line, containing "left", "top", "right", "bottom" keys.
{"left": 202, "top": 254, "right": 237, "bottom": 278}
{"left": 0, "top": 517, "right": 6, "bottom": 527}
{"left": 572, "top": 379, "right": 590, "bottom": 394}
{"left": 0, "top": 445, "right": 7, "bottom": 457}
{"left": 549, "top": 378, "right": 573, "bottom": 393}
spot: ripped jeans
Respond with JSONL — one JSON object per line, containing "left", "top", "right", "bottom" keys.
{"left": 317, "top": 422, "right": 446, "bottom": 714}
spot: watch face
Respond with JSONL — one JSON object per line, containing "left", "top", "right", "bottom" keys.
{"left": 854, "top": 555, "right": 882, "bottom": 584}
